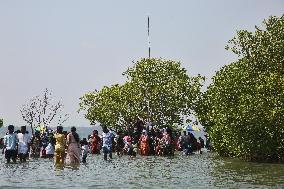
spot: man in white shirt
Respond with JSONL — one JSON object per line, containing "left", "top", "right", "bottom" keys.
{"left": 2, "top": 125, "right": 17, "bottom": 163}
{"left": 17, "top": 126, "right": 31, "bottom": 162}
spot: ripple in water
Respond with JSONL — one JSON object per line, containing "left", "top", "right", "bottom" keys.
{"left": 0, "top": 152, "right": 283, "bottom": 189}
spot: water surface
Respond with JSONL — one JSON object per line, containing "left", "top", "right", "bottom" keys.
{"left": 0, "top": 152, "right": 283, "bottom": 189}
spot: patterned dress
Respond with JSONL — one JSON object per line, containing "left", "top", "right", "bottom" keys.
{"left": 30, "top": 136, "right": 41, "bottom": 158}
{"left": 139, "top": 135, "right": 150, "bottom": 156}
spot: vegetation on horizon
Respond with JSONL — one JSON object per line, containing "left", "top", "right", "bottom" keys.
{"left": 195, "top": 14, "right": 284, "bottom": 162}
{"left": 79, "top": 58, "right": 204, "bottom": 131}
{"left": 0, "top": 118, "right": 3, "bottom": 128}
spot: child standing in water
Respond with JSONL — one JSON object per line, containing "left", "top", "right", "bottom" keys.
{"left": 124, "top": 136, "right": 136, "bottom": 158}
{"left": 54, "top": 126, "right": 66, "bottom": 165}
{"left": 81, "top": 138, "right": 88, "bottom": 163}
{"left": 46, "top": 133, "right": 55, "bottom": 159}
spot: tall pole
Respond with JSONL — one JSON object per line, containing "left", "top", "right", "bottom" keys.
{"left": 148, "top": 16, "right": 151, "bottom": 59}
{"left": 147, "top": 16, "right": 151, "bottom": 122}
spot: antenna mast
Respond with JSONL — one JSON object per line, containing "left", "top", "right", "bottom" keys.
{"left": 148, "top": 16, "right": 151, "bottom": 59}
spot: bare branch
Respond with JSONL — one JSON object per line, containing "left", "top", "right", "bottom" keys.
{"left": 20, "top": 89, "right": 68, "bottom": 130}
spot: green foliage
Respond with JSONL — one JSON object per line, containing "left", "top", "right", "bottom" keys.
{"left": 0, "top": 118, "right": 3, "bottom": 128}
{"left": 79, "top": 58, "right": 204, "bottom": 130}
{"left": 195, "top": 15, "right": 284, "bottom": 162}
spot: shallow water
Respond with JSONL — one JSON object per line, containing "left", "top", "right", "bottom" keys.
{"left": 0, "top": 152, "right": 283, "bottom": 189}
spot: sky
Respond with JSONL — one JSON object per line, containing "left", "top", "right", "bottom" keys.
{"left": 0, "top": 0, "right": 283, "bottom": 127}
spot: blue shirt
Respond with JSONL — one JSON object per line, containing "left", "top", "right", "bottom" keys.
{"left": 4, "top": 133, "right": 17, "bottom": 150}
{"left": 102, "top": 132, "right": 113, "bottom": 147}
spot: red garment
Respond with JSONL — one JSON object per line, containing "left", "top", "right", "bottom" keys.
{"left": 155, "top": 138, "right": 162, "bottom": 156}
{"left": 92, "top": 135, "right": 101, "bottom": 154}
{"left": 41, "top": 148, "right": 46, "bottom": 158}
{"left": 173, "top": 137, "right": 179, "bottom": 150}
{"left": 139, "top": 135, "right": 150, "bottom": 156}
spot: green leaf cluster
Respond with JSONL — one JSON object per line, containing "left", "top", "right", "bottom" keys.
{"left": 0, "top": 118, "right": 3, "bottom": 128}
{"left": 196, "top": 15, "right": 284, "bottom": 162}
{"left": 79, "top": 58, "right": 204, "bottom": 131}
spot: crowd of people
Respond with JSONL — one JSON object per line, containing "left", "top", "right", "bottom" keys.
{"left": 1, "top": 125, "right": 82, "bottom": 165}
{"left": 1, "top": 120, "right": 210, "bottom": 165}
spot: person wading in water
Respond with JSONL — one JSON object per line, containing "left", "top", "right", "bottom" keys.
{"left": 2, "top": 125, "right": 17, "bottom": 163}
{"left": 17, "top": 126, "right": 31, "bottom": 163}
{"left": 66, "top": 127, "right": 81, "bottom": 165}
{"left": 54, "top": 126, "right": 66, "bottom": 165}
{"left": 101, "top": 126, "right": 114, "bottom": 161}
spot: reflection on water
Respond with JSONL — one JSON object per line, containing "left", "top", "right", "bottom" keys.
{"left": 211, "top": 156, "right": 284, "bottom": 188}
{"left": 0, "top": 153, "right": 283, "bottom": 188}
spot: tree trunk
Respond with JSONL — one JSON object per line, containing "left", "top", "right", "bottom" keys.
{"left": 30, "top": 123, "right": 34, "bottom": 135}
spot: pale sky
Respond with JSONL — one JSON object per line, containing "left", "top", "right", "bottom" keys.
{"left": 0, "top": 0, "right": 283, "bottom": 127}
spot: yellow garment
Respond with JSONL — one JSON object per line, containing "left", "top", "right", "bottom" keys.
{"left": 55, "top": 133, "right": 65, "bottom": 152}
{"left": 39, "top": 122, "right": 46, "bottom": 134}
{"left": 192, "top": 125, "right": 200, "bottom": 131}
{"left": 54, "top": 133, "right": 66, "bottom": 164}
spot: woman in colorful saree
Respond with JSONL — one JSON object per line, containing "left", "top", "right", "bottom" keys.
{"left": 139, "top": 130, "right": 150, "bottom": 156}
